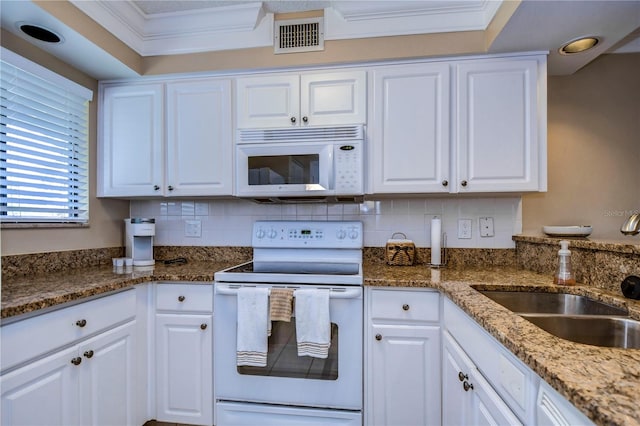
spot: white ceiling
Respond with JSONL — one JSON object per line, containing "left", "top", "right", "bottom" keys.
{"left": 1, "top": 0, "right": 639, "bottom": 80}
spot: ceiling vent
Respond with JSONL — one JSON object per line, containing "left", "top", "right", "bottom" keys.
{"left": 274, "top": 17, "right": 324, "bottom": 54}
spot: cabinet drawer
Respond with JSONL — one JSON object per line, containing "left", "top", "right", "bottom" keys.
{"left": 156, "top": 283, "right": 213, "bottom": 313}
{"left": 370, "top": 288, "right": 439, "bottom": 323}
{"left": 1, "top": 289, "right": 136, "bottom": 372}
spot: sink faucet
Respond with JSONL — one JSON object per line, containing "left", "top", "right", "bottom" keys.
{"left": 621, "top": 213, "right": 640, "bottom": 235}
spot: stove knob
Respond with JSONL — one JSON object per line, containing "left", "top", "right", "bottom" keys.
{"left": 256, "top": 229, "right": 265, "bottom": 239}
{"left": 268, "top": 229, "right": 278, "bottom": 239}
{"left": 336, "top": 229, "right": 347, "bottom": 239}
{"left": 349, "top": 230, "right": 359, "bottom": 239}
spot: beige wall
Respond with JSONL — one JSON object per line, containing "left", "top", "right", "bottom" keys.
{"left": 1, "top": 30, "right": 130, "bottom": 256}
{"left": 522, "top": 53, "right": 640, "bottom": 241}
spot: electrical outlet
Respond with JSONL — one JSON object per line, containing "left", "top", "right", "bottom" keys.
{"left": 458, "top": 219, "right": 472, "bottom": 239}
{"left": 185, "top": 220, "right": 201, "bottom": 238}
{"left": 479, "top": 217, "right": 495, "bottom": 237}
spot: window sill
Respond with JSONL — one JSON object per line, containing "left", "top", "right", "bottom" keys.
{"left": 1, "top": 223, "right": 90, "bottom": 229}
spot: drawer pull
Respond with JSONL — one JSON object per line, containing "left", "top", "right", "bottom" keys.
{"left": 76, "top": 319, "right": 87, "bottom": 328}
{"left": 375, "top": 334, "right": 382, "bottom": 341}
{"left": 402, "top": 304, "right": 410, "bottom": 311}
{"left": 83, "top": 350, "right": 94, "bottom": 359}
{"left": 71, "top": 357, "right": 82, "bottom": 366}
{"left": 463, "top": 381, "right": 474, "bottom": 392}
{"left": 458, "top": 371, "right": 468, "bottom": 382}
{"left": 178, "top": 296, "right": 185, "bottom": 302}
{"left": 200, "top": 323, "right": 208, "bottom": 330}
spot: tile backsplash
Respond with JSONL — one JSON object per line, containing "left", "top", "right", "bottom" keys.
{"left": 130, "top": 197, "right": 522, "bottom": 248}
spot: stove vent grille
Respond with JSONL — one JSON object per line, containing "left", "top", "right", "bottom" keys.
{"left": 274, "top": 18, "right": 324, "bottom": 54}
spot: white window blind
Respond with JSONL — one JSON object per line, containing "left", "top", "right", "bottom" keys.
{"left": 1, "top": 48, "right": 92, "bottom": 224}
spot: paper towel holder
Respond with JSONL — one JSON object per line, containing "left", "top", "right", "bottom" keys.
{"left": 427, "top": 232, "right": 448, "bottom": 268}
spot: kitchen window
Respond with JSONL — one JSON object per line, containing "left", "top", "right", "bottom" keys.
{"left": 0, "top": 47, "right": 93, "bottom": 225}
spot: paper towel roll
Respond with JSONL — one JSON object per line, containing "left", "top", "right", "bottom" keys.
{"left": 431, "top": 216, "right": 441, "bottom": 265}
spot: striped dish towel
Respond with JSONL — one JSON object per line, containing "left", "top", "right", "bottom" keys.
{"left": 295, "top": 288, "right": 330, "bottom": 358}
{"left": 236, "top": 287, "right": 269, "bottom": 367}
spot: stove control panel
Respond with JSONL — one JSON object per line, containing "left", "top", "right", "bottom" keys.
{"left": 252, "top": 220, "right": 363, "bottom": 248}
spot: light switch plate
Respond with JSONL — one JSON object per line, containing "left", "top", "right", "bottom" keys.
{"left": 479, "top": 217, "right": 494, "bottom": 237}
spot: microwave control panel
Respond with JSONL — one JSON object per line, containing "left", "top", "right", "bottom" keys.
{"left": 334, "top": 143, "right": 363, "bottom": 194}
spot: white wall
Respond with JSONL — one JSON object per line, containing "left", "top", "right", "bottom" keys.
{"left": 130, "top": 197, "right": 522, "bottom": 248}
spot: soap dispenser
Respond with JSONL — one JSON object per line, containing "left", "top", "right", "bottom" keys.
{"left": 554, "top": 240, "right": 576, "bottom": 286}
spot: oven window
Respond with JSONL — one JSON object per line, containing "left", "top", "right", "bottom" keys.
{"left": 248, "top": 155, "right": 319, "bottom": 185}
{"left": 238, "top": 320, "right": 338, "bottom": 380}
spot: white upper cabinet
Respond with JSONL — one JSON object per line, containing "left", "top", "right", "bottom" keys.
{"left": 99, "top": 83, "right": 164, "bottom": 197}
{"left": 166, "top": 79, "right": 232, "bottom": 196}
{"left": 368, "top": 53, "right": 547, "bottom": 195}
{"left": 236, "top": 70, "right": 366, "bottom": 128}
{"left": 456, "top": 57, "right": 545, "bottom": 192}
{"left": 99, "top": 78, "right": 233, "bottom": 198}
{"left": 370, "top": 63, "right": 451, "bottom": 193}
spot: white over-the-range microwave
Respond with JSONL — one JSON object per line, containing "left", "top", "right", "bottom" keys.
{"left": 235, "top": 125, "right": 365, "bottom": 203}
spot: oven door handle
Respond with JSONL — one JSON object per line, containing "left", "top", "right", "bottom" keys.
{"left": 215, "top": 284, "right": 362, "bottom": 299}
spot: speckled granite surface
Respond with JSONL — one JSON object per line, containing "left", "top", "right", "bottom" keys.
{"left": 513, "top": 235, "right": 640, "bottom": 294}
{"left": 3, "top": 254, "right": 640, "bottom": 425}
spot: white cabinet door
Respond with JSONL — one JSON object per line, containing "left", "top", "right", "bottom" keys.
{"left": 236, "top": 74, "right": 299, "bottom": 128}
{"left": 155, "top": 313, "right": 213, "bottom": 425}
{"left": 1, "top": 346, "right": 80, "bottom": 426}
{"left": 78, "top": 321, "right": 137, "bottom": 426}
{"left": 443, "top": 332, "right": 522, "bottom": 426}
{"left": 99, "top": 83, "right": 164, "bottom": 197}
{"left": 369, "top": 324, "right": 441, "bottom": 426}
{"left": 300, "top": 71, "right": 366, "bottom": 127}
{"left": 456, "top": 58, "right": 543, "bottom": 192}
{"left": 166, "top": 79, "right": 233, "bottom": 196}
{"left": 236, "top": 71, "right": 366, "bottom": 128}
{"left": 370, "top": 63, "right": 451, "bottom": 194}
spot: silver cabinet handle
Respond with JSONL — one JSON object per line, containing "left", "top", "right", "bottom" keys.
{"left": 463, "top": 381, "right": 474, "bottom": 391}
{"left": 461, "top": 180, "right": 468, "bottom": 187}
{"left": 302, "top": 116, "right": 308, "bottom": 123}
{"left": 290, "top": 117, "right": 296, "bottom": 124}
{"left": 442, "top": 180, "right": 448, "bottom": 187}
{"left": 178, "top": 295, "right": 185, "bottom": 302}
{"left": 83, "top": 350, "right": 94, "bottom": 359}
{"left": 458, "top": 372, "right": 468, "bottom": 382}
{"left": 168, "top": 185, "right": 174, "bottom": 191}
{"left": 154, "top": 185, "right": 160, "bottom": 191}
{"left": 375, "top": 334, "right": 382, "bottom": 341}
{"left": 71, "top": 357, "right": 82, "bottom": 366}
{"left": 200, "top": 323, "right": 208, "bottom": 330}
{"left": 76, "top": 319, "right": 87, "bottom": 328}
{"left": 402, "top": 304, "right": 410, "bottom": 311}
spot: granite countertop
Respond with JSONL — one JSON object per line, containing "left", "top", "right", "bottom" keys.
{"left": 2, "top": 261, "right": 640, "bottom": 425}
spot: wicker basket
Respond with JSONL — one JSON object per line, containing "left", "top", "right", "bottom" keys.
{"left": 385, "top": 232, "right": 416, "bottom": 266}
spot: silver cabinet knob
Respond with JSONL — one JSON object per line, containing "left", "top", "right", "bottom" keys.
{"left": 402, "top": 304, "right": 410, "bottom": 311}
{"left": 463, "top": 381, "right": 474, "bottom": 391}
{"left": 290, "top": 117, "right": 296, "bottom": 124}
{"left": 458, "top": 372, "right": 468, "bottom": 382}
{"left": 302, "top": 116, "right": 308, "bottom": 123}
{"left": 200, "top": 323, "right": 208, "bottom": 330}
{"left": 461, "top": 180, "right": 468, "bottom": 187}
{"left": 375, "top": 334, "right": 382, "bottom": 341}
{"left": 178, "top": 295, "right": 185, "bottom": 302}
{"left": 83, "top": 350, "right": 94, "bottom": 359}
{"left": 442, "top": 180, "right": 448, "bottom": 187}
{"left": 168, "top": 185, "right": 174, "bottom": 191}
{"left": 71, "top": 357, "right": 82, "bottom": 366}
{"left": 154, "top": 185, "right": 160, "bottom": 191}
{"left": 76, "top": 319, "right": 87, "bottom": 328}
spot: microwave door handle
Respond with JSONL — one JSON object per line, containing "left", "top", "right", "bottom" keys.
{"left": 323, "top": 145, "right": 334, "bottom": 191}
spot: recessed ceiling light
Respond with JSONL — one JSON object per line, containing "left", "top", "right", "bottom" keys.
{"left": 19, "top": 24, "right": 62, "bottom": 43}
{"left": 559, "top": 36, "right": 600, "bottom": 55}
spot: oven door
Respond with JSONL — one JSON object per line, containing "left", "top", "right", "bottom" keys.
{"left": 235, "top": 143, "right": 334, "bottom": 197}
{"left": 214, "top": 283, "right": 363, "bottom": 410}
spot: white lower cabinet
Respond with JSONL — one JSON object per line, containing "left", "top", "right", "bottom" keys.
{"left": 442, "top": 331, "right": 522, "bottom": 425}
{"left": 154, "top": 283, "right": 213, "bottom": 426}
{"left": 1, "top": 321, "right": 137, "bottom": 426}
{"left": 365, "top": 287, "right": 441, "bottom": 426}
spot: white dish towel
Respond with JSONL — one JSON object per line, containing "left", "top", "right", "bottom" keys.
{"left": 236, "top": 287, "right": 269, "bottom": 367}
{"left": 294, "top": 288, "right": 331, "bottom": 358}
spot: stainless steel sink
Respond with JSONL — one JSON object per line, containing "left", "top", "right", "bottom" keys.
{"left": 521, "top": 315, "right": 640, "bottom": 349}
{"left": 479, "top": 290, "right": 628, "bottom": 316}
{"left": 478, "top": 290, "right": 639, "bottom": 348}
